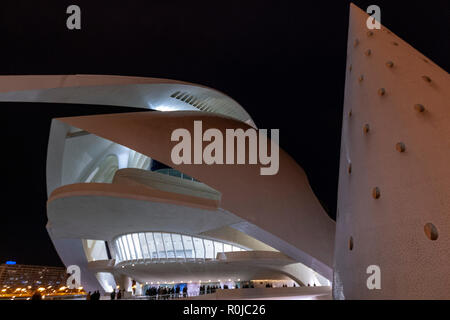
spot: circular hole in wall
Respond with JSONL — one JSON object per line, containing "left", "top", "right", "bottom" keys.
{"left": 414, "top": 104, "right": 425, "bottom": 113}
{"left": 424, "top": 223, "right": 438, "bottom": 241}
{"left": 422, "top": 75, "right": 432, "bottom": 83}
{"left": 363, "top": 124, "right": 370, "bottom": 134}
{"left": 372, "top": 187, "right": 380, "bottom": 199}
{"left": 349, "top": 237, "right": 354, "bottom": 250}
{"left": 396, "top": 142, "right": 406, "bottom": 153}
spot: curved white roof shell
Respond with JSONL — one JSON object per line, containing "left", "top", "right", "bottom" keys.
{"left": 0, "top": 74, "right": 256, "bottom": 127}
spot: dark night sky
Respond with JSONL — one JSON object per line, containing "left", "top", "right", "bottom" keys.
{"left": 0, "top": 0, "right": 448, "bottom": 266}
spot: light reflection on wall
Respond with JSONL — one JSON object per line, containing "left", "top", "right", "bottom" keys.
{"left": 95, "top": 272, "right": 116, "bottom": 293}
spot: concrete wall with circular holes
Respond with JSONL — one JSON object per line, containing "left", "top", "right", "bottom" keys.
{"left": 333, "top": 4, "right": 450, "bottom": 299}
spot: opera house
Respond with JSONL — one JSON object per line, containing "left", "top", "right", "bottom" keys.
{"left": 0, "top": 4, "right": 448, "bottom": 299}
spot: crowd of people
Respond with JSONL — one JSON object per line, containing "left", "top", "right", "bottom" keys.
{"left": 83, "top": 282, "right": 302, "bottom": 300}
{"left": 86, "top": 290, "right": 102, "bottom": 300}
{"left": 200, "top": 285, "right": 222, "bottom": 295}
{"left": 266, "top": 283, "right": 297, "bottom": 288}
{"left": 85, "top": 289, "right": 124, "bottom": 300}
{"left": 144, "top": 286, "right": 187, "bottom": 299}
{"left": 109, "top": 289, "right": 125, "bottom": 300}
{"left": 142, "top": 284, "right": 226, "bottom": 299}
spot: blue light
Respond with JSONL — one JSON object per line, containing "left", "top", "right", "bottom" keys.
{"left": 5, "top": 261, "right": 16, "bottom": 265}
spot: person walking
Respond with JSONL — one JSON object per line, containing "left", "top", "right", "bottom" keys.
{"left": 31, "top": 291, "right": 42, "bottom": 300}
{"left": 92, "top": 290, "right": 100, "bottom": 300}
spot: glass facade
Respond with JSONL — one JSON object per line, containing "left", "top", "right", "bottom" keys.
{"left": 155, "top": 168, "right": 197, "bottom": 181}
{"left": 114, "top": 232, "right": 246, "bottom": 263}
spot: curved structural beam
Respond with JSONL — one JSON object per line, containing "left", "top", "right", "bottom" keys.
{"left": 334, "top": 4, "right": 450, "bottom": 299}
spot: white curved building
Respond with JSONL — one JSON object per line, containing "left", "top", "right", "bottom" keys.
{"left": 0, "top": 74, "right": 334, "bottom": 296}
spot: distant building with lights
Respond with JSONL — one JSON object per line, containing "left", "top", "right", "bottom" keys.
{"left": 0, "top": 264, "right": 67, "bottom": 290}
